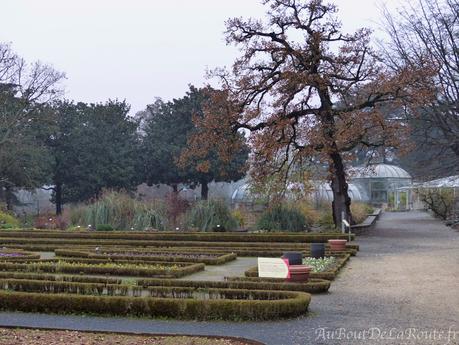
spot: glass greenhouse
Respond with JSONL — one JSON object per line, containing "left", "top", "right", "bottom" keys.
{"left": 349, "top": 164, "right": 412, "bottom": 205}
{"left": 232, "top": 163, "right": 413, "bottom": 207}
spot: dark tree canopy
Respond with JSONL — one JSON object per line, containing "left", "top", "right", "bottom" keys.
{"left": 48, "top": 100, "right": 141, "bottom": 214}
{"left": 142, "top": 85, "right": 249, "bottom": 199}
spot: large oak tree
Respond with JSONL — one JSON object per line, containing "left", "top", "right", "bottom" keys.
{"left": 191, "top": 0, "right": 434, "bottom": 227}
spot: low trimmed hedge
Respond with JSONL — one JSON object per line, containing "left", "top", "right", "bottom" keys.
{"left": 0, "top": 231, "right": 354, "bottom": 243}
{"left": 137, "top": 278, "right": 331, "bottom": 294}
{"left": 55, "top": 249, "right": 237, "bottom": 265}
{"left": 0, "top": 289, "right": 310, "bottom": 320}
{"left": 0, "top": 261, "right": 204, "bottom": 278}
{"left": 0, "top": 271, "right": 121, "bottom": 284}
{"left": 0, "top": 279, "right": 135, "bottom": 296}
{"left": 0, "top": 237, "right": 352, "bottom": 248}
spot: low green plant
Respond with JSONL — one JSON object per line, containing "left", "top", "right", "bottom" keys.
{"left": 302, "top": 256, "right": 336, "bottom": 272}
{"left": 0, "top": 211, "right": 20, "bottom": 229}
{"left": 256, "top": 203, "right": 308, "bottom": 232}
{"left": 186, "top": 200, "right": 238, "bottom": 232}
{"left": 96, "top": 224, "right": 114, "bottom": 231}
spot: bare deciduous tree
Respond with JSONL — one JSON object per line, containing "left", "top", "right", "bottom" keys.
{"left": 382, "top": 0, "right": 459, "bottom": 161}
{"left": 0, "top": 42, "right": 65, "bottom": 146}
{"left": 0, "top": 42, "right": 65, "bottom": 198}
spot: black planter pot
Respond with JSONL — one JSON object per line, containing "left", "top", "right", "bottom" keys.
{"left": 282, "top": 251, "right": 303, "bottom": 265}
{"left": 310, "top": 243, "right": 325, "bottom": 259}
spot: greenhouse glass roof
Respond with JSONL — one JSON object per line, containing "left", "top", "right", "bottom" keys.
{"left": 349, "top": 164, "right": 412, "bottom": 179}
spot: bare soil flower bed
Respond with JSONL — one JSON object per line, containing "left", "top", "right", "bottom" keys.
{"left": 106, "top": 252, "right": 220, "bottom": 259}
{"left": 0, "top": 328, "right": 259, "bottom": 345}
{"left": 0, "top": 252, "right": 25, "bottom": 257}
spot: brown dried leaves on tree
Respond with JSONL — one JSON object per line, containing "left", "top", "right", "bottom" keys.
{"left": 186, "top": 0, "right": 436, "bottom": 226}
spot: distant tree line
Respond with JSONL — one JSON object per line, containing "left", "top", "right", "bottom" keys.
{"left": 0, "top": 43, "right": 248, "bottom": 214}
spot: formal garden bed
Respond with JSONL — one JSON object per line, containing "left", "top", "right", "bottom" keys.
{"left": 0, "top": 260, "right": 204, "bottom": 278}
{"left": 0, "top": 249, "right": 41, "bottom": 261}
{"left": 0, "top": 227, "right": 362, "bottom": 320}
{"left": 0, "top": 236, "right": 358, "bottom": 258}
{"left": 55, "top": 249, "right": 237, "bottom": 265}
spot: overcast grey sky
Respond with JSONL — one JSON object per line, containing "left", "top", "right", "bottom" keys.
{"left": 0, "top": 0, "right": 400, "bottom": 114}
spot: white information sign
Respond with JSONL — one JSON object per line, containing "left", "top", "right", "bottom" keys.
{"left": 258, "top": 258, "right": 290, "bottom": 278}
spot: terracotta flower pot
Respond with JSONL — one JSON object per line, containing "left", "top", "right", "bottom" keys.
{"left": 328, "top": 239, "right": 347, "bottom": 251}
{"left": 287, "top": 265, "right": 312, "bottom": 283}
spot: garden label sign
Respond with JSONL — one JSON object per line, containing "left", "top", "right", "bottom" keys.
{"left": 258, "top": 258, "right": 290, "bottom": 278}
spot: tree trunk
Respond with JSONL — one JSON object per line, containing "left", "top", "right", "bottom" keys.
{"left": 5, "top": 186, "right": 13, "bottom": 211}
{"left": 329, "top": 151, "right": 353, "bottom": 229}
{"left": 451, "top": 140, "right": 459, "bottom": 157}
{"left": 317, "top": 84, "right": 353, "bottom": 229}
{"left": 55, "top": 183, "right": 63, "bottom": 215}
{"left": 201, "top": 181, "right": 209, "bottom": 200}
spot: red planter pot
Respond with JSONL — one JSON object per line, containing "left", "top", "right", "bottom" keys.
{"left": 328, "top": 239, "right": 347, "bottom": 251}
{"left": 287, "top": 265, "right": 312, "bottom": 283}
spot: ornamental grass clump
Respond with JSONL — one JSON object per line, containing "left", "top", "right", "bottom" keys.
{"left": 256, "top": 203, "right": 308, "bottom": 232}
{"left": 186, "top": 199, "right": 238, "bottom": 232}
{"left": 70, "top": 191, "right": 168, "bottom": 230}
{"left": 350, "top": 202, "right": 373, "bottom": 224}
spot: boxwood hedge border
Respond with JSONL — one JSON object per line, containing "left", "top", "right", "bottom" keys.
{"left": 0, "top": 289, "right": 311, "bottom": 320}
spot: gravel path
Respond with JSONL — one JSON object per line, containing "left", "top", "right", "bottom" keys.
{"left": 0, "top": 211, "right": 458, "bottom": 345}
{"left": 178, "top": 257, "right": 257, "bottom": 281}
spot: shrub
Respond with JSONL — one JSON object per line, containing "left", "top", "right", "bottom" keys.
{"left": 34, "top": 215, "right": 55, "bottom": 229}
{"left": 32, "top": 213, "right": 69, "bottom": 230}
{"left": 231, "top": 209, "right": 246, "bottom": 228}
{"left": 164, "top": 192, "right": 189, "bottom": 229}
{"left": 297, "top": 201, "right": 320, "bottom": 226}
{"left": 350, "top": 202, "right": 371, "bottom": 224}
{"left": 0, "top": 211, "right": 20, "bottom": 229}
{"left": 416, "top": 188, "right": 455, "bottom": 220}
{"left": 317, "top": 209, "right": 335, "bottom": 229}
{"left": 256, "top": 203, "right": 307, "bottom": 232}
{"left": 96, "top": 224, "right": 114, "bottom": 231}
{"left": 186, "top": 200, "right": 238, "bottom": 232}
